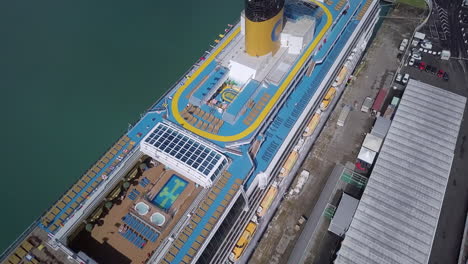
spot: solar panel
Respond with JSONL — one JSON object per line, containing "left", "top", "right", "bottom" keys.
{"left": 143, "top": 123, "right": 227, "bottom": 183}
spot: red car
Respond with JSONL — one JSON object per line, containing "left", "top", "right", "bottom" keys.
{"left": 419, "top": 61, "right": 426, "bottom": 71}
{"left": 437, "top": 69, "right": 444, "bottom": 78}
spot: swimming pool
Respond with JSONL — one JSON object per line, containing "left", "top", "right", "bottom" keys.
{"left": 151, "top": 175, "right": 188, "bottom": 210}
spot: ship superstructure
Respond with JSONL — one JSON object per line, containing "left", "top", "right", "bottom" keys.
{"left": 1, "top": 0, "right": 380, "bottom": 263}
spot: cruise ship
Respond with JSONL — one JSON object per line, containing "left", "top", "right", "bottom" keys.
{"left": 1, "top": 0, "right": 380, "bottom": 263}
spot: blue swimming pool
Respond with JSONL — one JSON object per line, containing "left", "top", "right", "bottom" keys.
{"left": 151, "top": 175, "right": 188, "bottom": 210}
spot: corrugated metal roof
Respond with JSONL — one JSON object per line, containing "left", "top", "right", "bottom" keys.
{"left": 329, "top": 193, "right": 360, "bottom": 237}
{"left": 335, "top": 80, "right": 466, "bottom": 264}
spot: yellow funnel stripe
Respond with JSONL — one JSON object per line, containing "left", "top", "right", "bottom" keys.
{"left": 171, "top": 0, "right": 333, "bottom": 142}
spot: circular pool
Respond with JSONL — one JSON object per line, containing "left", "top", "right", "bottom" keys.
{"left": 150, "top": 213, "right": 166, "bottom": 226}
{"left": 135, "top": 202, "right": 149, "bottom": 216}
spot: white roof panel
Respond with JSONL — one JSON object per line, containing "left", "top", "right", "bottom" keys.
{"left": 362, "top": 133, "right": 383, "bottom": 152}
{"left": 357, "top": 147, "right": 376, "bottom": 165}
{"left": 335, "top": 80, "right": 466, "bottom": 264}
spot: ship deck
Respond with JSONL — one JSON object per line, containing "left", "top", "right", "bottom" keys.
{"left": 30, "top": 0, "right": 379, "bottom": 263}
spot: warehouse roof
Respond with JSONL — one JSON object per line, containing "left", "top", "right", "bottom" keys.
{"left": 328, "top": 193, "right": 360, "bottom": 237}
{"left": 335, "top": 80, "right": 466, "bottom": 264}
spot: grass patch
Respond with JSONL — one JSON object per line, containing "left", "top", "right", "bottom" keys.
{"left": 397, "top": 0, "right": 427, "bottom": 9}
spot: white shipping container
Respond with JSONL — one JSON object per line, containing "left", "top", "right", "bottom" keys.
{"left": 337, "top": 105, "right": 351, "bottom": 127}
{"left": 361, "top": 97, "right": 373, "bottom": 113}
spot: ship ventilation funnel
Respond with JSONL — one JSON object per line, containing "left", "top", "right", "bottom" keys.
{"left": 244, "top": 0, "right": 285, "bottom": 57}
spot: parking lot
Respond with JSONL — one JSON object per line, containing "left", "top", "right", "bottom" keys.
{"left": 420, "top": 0, "right": 468, "bottom": 59}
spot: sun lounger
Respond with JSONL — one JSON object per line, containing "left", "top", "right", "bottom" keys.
{"left": 66, "top": 190, "right": 76, "bottom": 200}
{"left": 60, "top": 213, "right": 67, "bottom": 220}
{"left": 192, "top": 214, "right": 201, "bottom": 223}
{"left": 169, "top": 246, "right": 179, "bottom": 256}
{"left": 195, "top": 235, "right": 204, "bottom": 244}
{"left": 166, "top": 254, "right": 175, "bottom": 262}
{"left": 188, "top": 248, "right": 197, "bottom": 257}
{"left": 7, "top": 254, "right": 21, "bottom": 264}
{"left": 191, "top": 242, "right": 201, "bottom": 250}
{"left": 201, "top": 202, "right": 210, "bottom": 212}
{"left": 63, "top": 196, "right": 71, "bottom": 204}
{"left": 15, "top": 247, "right": 27, "bottom": 258}
{"left": 21, "top": 241, "right": 34, "bottom": 252}
{"left": 201, "top": 229, "right": 209, "bottom": 238}
{"left": 179, "top": 233, "right": 189, "bottom": 242}
{"left": 212, "top": 211, "right": 221, "bottom": 219}
{"left": 77, "top": 180, "right": 87, "bottom": 188}
{"left": 183, "top": 255, "right": 192, "bottom": 263}
{"left": 51, "top": 207, "right": 60, "bottom": 215}
{"left": 70, "top": 202, "right": 78, "bottom": 210}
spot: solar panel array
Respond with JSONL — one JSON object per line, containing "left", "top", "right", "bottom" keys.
{"left": 144, "top": 123, "right": 226, "bottom": 179}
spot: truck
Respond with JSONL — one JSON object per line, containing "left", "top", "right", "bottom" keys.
{"left": 361, "top": 96, "right": 373, "bottom": 113}
{"left": 279, "top": 151, "right": 299, "bottom": 178}
{"left": 257, "top": 185, "right": 278, "bottom": 217}
{"left": 399, "top": 38, "right": 408, "bottom": 51}
{"left": 337, "top": 105, "right": 351, "bottom": 127}
{"left": 229, "top": 221, "right": 257, "bottom": 262}
{"left": 320, "top": 87, "right": 337, "bottom": 111}
{"left": 303, "top": 112, "right": 321, "bottom": 137}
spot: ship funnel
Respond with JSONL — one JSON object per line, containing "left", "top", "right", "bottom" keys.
{"left": 244, "top": 0, "right": 285, "bottom": 57}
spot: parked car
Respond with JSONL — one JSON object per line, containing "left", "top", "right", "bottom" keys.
{"left": 402, "top": 73, "right": 410, "bottom": 84}
{"left": 399, "top": 38, "right": 409, "bottom": 51}
{"left": 408, "top": 57, "right": 415, "bottom": 66}
{"left": 437, "top": 69, "right": 444, "bottom": 78}
{"left": 430, "top": 66, "right": 437, "bottom": 75}
{"left": 396, "top": 73, "right": 403, "bottom": 83}
{"left": 443, "top": 72, "right": 449, "bottom": 81}
{"left": 425, "top": 65, "right": 433, "bottom": 73}
{"left": 419, "top": 62, "right": 426, "bottom": 71}
{"left": 421, "top": 40, "right": 432, "bottom": 49}
{"left": 412, "top": 52, "right": 422, "bottom": 60}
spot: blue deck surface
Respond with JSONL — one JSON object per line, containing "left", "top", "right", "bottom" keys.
{"left": 166, "top": 0, "right": 370, "bottom": 262}
{"left": 225, "top": 80, "right": 260, "bottom": 117}
{"left": 40, "top": 0, "right": 374, "bottom": 261}
{"left": 192, "top": 66, "right": 228, "bottom": 102}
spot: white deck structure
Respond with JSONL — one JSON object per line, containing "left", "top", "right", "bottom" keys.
{"left": 140, "top": 123, "right": 228, "bottom": 188}
{"left": 335, "top": 80, "right": 467, "bottom": 264}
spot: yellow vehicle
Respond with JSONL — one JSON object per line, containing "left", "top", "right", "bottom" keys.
{"left": 230, "top": 221, "right": 257, "bottom": 261}
{"left": 303, "top": 113, "right": 321, "bottom": 137}
{"left": 257, "top": 186, "right": 278, "bottom": 217}
{"left": 320, "top": 87, "right": 336, "bottom": 111}
{"left": 279, "top": 151, "right": 298, "bottom": 178}
{"left": 332, "top": 66, "right": 349, "bottom": 87}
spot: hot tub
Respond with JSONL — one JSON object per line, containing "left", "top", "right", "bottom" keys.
{"left": 135, "top": 202, "right": 149, "bottom": 216}
{"left": 150, "top": 212, "right": 166, "bottom": 226}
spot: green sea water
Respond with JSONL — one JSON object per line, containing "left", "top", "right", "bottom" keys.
{"left": 0, "top": 0, "right": 242, "bottom": 253}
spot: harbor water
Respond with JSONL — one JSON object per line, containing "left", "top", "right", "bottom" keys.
{"left": 0, "top": 0, "right": 242, "bottom": 253}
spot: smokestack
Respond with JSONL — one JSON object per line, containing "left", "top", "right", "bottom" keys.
{"left": 244, "top": 0, "right": 285, "bottom": 57}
